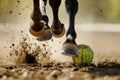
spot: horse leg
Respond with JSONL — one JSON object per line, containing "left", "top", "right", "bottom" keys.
{"left": 49, "top": 0, "right": 65, "bottom": 38}
{"left": 30, "top": 0, "right": 52, "bottom": 41}
{"left": 61, "top": 0, "right": 79, "bottom": 56}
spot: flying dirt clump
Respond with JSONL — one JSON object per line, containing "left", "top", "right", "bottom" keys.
{"left": 9, "top": 36, "right": 52, "bottom": 64}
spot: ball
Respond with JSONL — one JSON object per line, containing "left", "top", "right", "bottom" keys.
{"left": 72, "top": 44, "right": 94, "bottom": 66}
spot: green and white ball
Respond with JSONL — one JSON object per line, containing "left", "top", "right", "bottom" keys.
{"left": 72, "top": 44, "right": 94, "bottom": 65}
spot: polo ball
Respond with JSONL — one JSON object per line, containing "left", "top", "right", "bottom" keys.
{"left": 72, "top": 44, "right": 94, "bottom": 65}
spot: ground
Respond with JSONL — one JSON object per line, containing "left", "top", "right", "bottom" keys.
{"left": 0, "top": 61, "right": 120, "bottom": 80}
{"left": 0, "top": 34, "right": 120, "bottom": 80}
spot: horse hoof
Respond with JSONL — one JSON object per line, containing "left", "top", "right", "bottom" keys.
{"left": 36, "top": 27, "right": 52, "bottom": 41}
{"left": 61, "top": 43, "right": 79, "bottom": 56}
{"left": 29, "top": 22, "right": 45, "bottom": 37}
{"left": 52, "top": 23, "right": 65, "bottom": 38}
{"left": 29, "top": 27, "right": 45, "bottom": 37}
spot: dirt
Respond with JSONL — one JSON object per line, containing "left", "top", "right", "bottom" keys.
{"left": 0, "top": 61, "right": 120, "bottom": 80}
{"left": 9, "top": 37, "right": 52, "bottom": 64}
{"left": 0, "top": 37, "right": 119, "bottom": 80}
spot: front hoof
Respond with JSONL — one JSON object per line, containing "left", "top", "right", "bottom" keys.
{"left": 29, "top": 22, "right": 45, "bottom": 37}
{"left": 61, "top": 43, "right": 79, "bottom": 56}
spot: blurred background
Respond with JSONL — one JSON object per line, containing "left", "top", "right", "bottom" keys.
{"left": 0, "top": 0, "right": 120, "bottom": 64}
{"left": 0, "top": 0, "right": 120, "bottom": 23}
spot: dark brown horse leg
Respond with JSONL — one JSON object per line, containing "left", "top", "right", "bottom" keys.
{"left": 30, "top": 0, "right": 44, "bottom": 37}
{"left": 49, "top": 0, "right": 65, "bottom": 38}
{"left": 30, "top": 0, "right": 52, "bottom": 41}
{"left": 36, "top": 0, "right": 52, "bottom": 41}
{"left": 61, "top": 0, "right": 79, "bottom": 56}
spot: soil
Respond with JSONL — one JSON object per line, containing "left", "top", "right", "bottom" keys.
{"left": 0, "top": 38, "right": 120, "bottom": 80}
{"left": 0, "top": 61, "right": 120, "bottom": 80}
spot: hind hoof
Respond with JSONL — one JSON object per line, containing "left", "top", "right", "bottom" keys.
{"left": 52, "top": 24, "right": 65, "bottom": 38}
{"left": 61, "top": 43, "right": 79, "bottom": 56}
{"left": 29, "top": 22, "right": 45, "bottom": 37}
{"left": 36, "top": 27, "right": 52, "bottom": 41}
{"left": 29, "top": 27, "right": 45, "bottom": 37}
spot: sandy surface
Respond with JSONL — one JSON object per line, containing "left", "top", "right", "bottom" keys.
{"left": 0, "top": 23, "right": 120, "bottom": 80}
